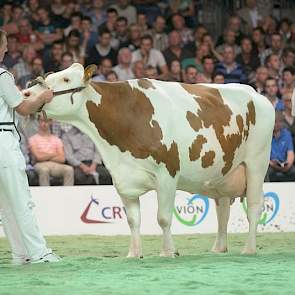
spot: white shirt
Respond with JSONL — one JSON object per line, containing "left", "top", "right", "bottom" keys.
{"left": 113, "top": 64, "right": 134, "bottom": 81}
{"left": 132, "top": 49, "right": 167, "bottom": 68}
{"left": 0, "top": 68, "right": 23, "bottom": 124}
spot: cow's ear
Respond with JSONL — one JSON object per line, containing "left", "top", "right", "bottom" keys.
{"left": 84, "top": 64, "right": 97, "bottom": 83}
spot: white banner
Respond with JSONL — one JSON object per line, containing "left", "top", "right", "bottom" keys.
{"left": 0, "top": 183, "right": 294, "bottom": 236}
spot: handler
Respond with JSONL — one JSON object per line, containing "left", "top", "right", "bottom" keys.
{"left": 0, "top": 29, "right": 59, "bottom": 265}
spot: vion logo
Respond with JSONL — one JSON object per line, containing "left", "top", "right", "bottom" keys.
{"left": 173, "top": 194, "right": 209, "bottom": 226}
{"left": 81, "top": 195, "right": 126, "bottom": 224}
{"left": 242, "top": 192, "right": 280, "bottom": 225}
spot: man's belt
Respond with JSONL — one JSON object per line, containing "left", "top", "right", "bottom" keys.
{"left": 0, "top": 128, "right": 13, "bottom": 132}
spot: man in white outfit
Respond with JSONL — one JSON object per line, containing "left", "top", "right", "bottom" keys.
{"left": 0, "top": 29, "right": 60, "bottom": 265}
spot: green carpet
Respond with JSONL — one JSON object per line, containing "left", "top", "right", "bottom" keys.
{"left": 0, "top": 233, "right": 294, "bottom": 295}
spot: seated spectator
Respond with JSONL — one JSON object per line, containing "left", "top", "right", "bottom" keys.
{"left": 196, "top": 55, "right": 215, "bottom": 83}
{"left": 114, "top": 16, "right": 129, "bottom": 50}
{"left": 113, "top": 47, "right": 134, "bottom": 80}
{"left": 2, "top": 34, "right": 21, "bottom": 70}
{"left": 144, "top": 65, "right": 159, "bottom": 79}
{"left": 28, "top": 115, "right": 74, "bottom": 186}
{"left": 2, "top": 5, "right": 24, "bottom": 35}
{"left": 136, "top": 12, "right": 150, "bottom": 35}
{"left": 264, "top": 77, "right": 284, "bottom": 111}
{"left": 169, "top": 0, "right": 195, "bottom": 28}
{"left": 236, "top": 36, "right": 260, "bottom": 81}
{"left": 133, "top": 1, "right": 161, "bottom": 25}
{"left": 86, "top": 29, "right": 117, "bottom": 66}
{"left": 184, "top": 24, "right": 207, "bottom": 55}
{"left": 252, "top": 26, "right": 267, "bottom": 63}
{"left": 120, "top": 23, "right": 141, "bottom": 52}
{"left": 111, "top": 0, "right": 137, "bottom": 25}
{"left": 181, "top": 43, "right": 210, "bottom": 74}
{"left": 170, "top": 13, "right": 194, "bottom": 45}
{"left": 62, "top": 126, "right": 112, "bottom": 185}
{"left": 281, "top": 47, "right": 295, "bottom": 69}
{"left": 214, "top": 45, "right": 247, "bottom": 84}
{"left": 266, "top": 111, "right": 295, "bottom": 182}
{"left": 81, "top": 16, "right": 99, "bottom": 51}
{"left": 265, "top": 53, "right": 281, "bottom": 81}
{"left": 64, "top": 29, "right": 86, "bottom": 65}
{"left": 60, "top": 52, "right": 74, "bottom": 70}
{"left": 82, "top": 0, "right": 106, "bottom": 30}
{"left": 249, "top": 65, "right": 268, "bottom": 94}
{"left": 18, "top": 56, "right": 44, "bottom": 89}
{"left": 92, "top": 58, "right": 113, "bottom": 82}
{"left": 106, "top": 70, "right": 119, "bottom": 82}
{"left": 42, "top": 40, "right": 63, "bottom": 72}
{"left": 183, "top": 65, "right": 197, "bottom": 84}
{"left": 261, "top": 32, "right": 283, "bottom": 65}
{"left": 132, "top": 35, "right": 168, "bottom": 78}
{"left": 216, "top": 28, "right": 241, "bottom": 55}
{"left": 282, "top": 92, "right": 295, "bottom": 146}
{"left": 132, "top": 60, "right": 144, "bottom": 79}
{"left": 64, "top": 12, "right": 83, "bottom": 37}
{"left": 213, "top": 72, "right": 225, "bottom": 84}
{"left": 280, "top": 67, "right": 295, "bottom": 97}
{"left": 146, "top": 15, "right": 168, "bottom": 52}
{"left": 163, "top": 30, "right": 191, "bottom": 68}
{"left": 201, "top": 33, "right": 223, "bottom": 62}
{"left": 166, "top": 59, "right": 183, "bottom": 82}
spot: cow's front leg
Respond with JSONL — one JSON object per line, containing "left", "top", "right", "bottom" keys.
{"left": 120, "top": 196, "right": 142, "bottom": 258}
{"left": 157, "top": 178, "right": 177, "bottom": 257}
{"left": 211, "top": 197, "right": 230, "bottom": 253}
{"left": 242, "top": 171, "right": 264, "bottom": 255}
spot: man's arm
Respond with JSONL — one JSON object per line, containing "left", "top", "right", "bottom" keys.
{"left": 50, "top": 139, "right": 65, "bottom": 163}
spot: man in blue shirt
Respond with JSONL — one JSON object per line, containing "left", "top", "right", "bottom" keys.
{"left": 266, "top": 111, "right": 295, "bottom": 181}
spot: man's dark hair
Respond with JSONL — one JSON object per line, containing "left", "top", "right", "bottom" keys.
{"left": 282, "top": 66, "right": 295, "bottom": 76}
{"left": 107, "top": 8, "right": 118, "bottom": 15}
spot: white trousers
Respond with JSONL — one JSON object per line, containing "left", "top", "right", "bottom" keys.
{"left": 0, "top": 132, "right": 50, "bottom": 262}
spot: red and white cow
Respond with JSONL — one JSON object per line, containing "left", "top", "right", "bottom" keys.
{"left": 26, "top": 63, "right": 275, "bottom": 256}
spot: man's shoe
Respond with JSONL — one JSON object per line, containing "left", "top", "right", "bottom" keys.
{"left": 30, "top": 252, "right": 61, "bottom": 264}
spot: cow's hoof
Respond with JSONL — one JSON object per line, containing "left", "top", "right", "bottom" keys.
{"left": 241, "top": 248, "right": 256, "bottom": 255}
{"left": 211, "top": 247, "right": 228, "bottom": 253}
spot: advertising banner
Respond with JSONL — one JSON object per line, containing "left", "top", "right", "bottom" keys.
{"left": 0, "top": 183, "right": 294, "bottom": 236}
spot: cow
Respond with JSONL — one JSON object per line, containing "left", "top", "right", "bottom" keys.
{"left": 25, "top": 63, "right": 275, "bottom": 257}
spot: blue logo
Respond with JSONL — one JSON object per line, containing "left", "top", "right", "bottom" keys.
{"left": 173, "top": 194, "right": 209, "bottom": 226}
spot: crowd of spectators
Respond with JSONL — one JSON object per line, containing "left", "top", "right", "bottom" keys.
{"left": 0, "top": 0, "right": 294, "bottom": 185}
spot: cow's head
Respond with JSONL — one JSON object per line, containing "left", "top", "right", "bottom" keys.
{"left": 26, "top": 63, "right": 97, "bottom": 119}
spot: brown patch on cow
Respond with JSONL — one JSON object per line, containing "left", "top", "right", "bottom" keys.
{"left": 189, "top": 135, "right": 207, "bottom": 161}
{"left": 182, "top": 84, "right": 256, "bottom": 175}
{"left": 137, "top": 79, "right": 156, "bottom": 89}
{"left": 201, "top": 151, "right": 215, "bottom": 168}
{"left": 87, "top": 81, "right": 180, "bottom": 177}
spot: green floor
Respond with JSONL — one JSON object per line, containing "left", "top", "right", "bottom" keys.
{"left": 0, "top": 233, "right": 294, "bottom": 295}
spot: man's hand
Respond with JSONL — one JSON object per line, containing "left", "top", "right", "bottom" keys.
{"left": 79, "top": 163, "right": 92, "bottom": 175}
{"left": 40, "top": 89, "right": 54, "bottom": 104}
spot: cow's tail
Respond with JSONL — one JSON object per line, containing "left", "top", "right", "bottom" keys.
{"left": 292, "top": 88, "right": 295, "bottom": 117}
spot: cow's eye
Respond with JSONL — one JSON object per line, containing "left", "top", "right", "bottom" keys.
{"left": 64, "top": 78, "right": 70, "bottom": 83}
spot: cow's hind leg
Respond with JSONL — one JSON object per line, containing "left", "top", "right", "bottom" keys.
{"left": 211, "top": 197, "right": 230, "bottom": 253}
{"left": 242, "top": 167, "right": 265, "bottom": 255}
{"left": 120, "top": 197, "right": 142, "bottom": 258}
{"left": 157, "top": 177, "right": 177, "bottom": 257}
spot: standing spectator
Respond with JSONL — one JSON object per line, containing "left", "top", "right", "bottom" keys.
{"left": 92, "top": 58, "right": 113, "bottom": 82}
{"left": 18, "top": 56, "right": 44, "bottom": 88}
{"left": 42, "top": 40, "right": 63, "bottom": 72}
{"left": 111, "top": 0, "right": 137, "bottom": 25}
{"left": 215, "top": 45, "right": 247, "bottom": 84}
{"left": 237, "top": 0, "right": 263, "bottom": 34}
{"left": 266, "top": 111, "right": 295, "bottom": 182}
{"left": 163, "top": 30, "right": 191, "bottom": 68}
{"left": 261, "top": 32, "right": 283, "bottom": 65}
{"left": 166, "top": 59, "right": 183, "bottom": 82}
{"left": 62, "top": 126, "right": 112, "bottom": 185}
{"left": 28, "top": 115, "right": 74, "bottom": 186}
{"left": 113, "top": 47, "right": 134, "bottom": 80}
{"left": 280, "top": 67, "right": 295, "bottom": 97}
{"left": 146, "top": 15, "right": 168, "bottom": 52}
{"left": 265, "top": 53, "right": 281, "bottom": 81}
{"left": 64, "top": 29, "right": 87, "bottom": 65}
{"left": 12, "top": 45, "right": 36, "bottom": 84}
{"left": 86, "top": 30, "right": 117, "bottom": 66}
{"left": 2, "top": 34, "right": 21, "bottom": 70}
{"left": 249, "top": 66, "right": 268, "bottom": 94}
{"left": 132, "top": 35, "right": 168, "bottom": 78}
{"left": 236, "top": 36, "right": 260, "bottom": 81}
{"left": 132, "top": 60, "right": 144, "bottom": 78}
{"left": 264, "top": 77, "right": 284, "bottom": 111}
{"left": 170, "top": 13, "right": 193, "bottom": 45}
{"left": 183, "top": 65, "right": 197, "bottom": 84}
